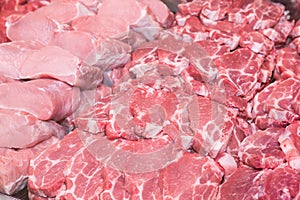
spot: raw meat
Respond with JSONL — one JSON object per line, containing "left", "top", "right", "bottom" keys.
{"left": 279, "top": 122, "right": 300, "bottom": 170}
{"left": 72, "top": 0, "right": 161, "bottom": 40}
{"left": 5, "top": 1, "right": 94, "bottom": 44}
{"left": 214, "top": 48, "right": 265, "bottom": 102}
{"left": 138, "top": 0, "right": 174, "bottom": 28}
{"left": 83, "top": 38, "right": 132, "bottom": 71}
{"left": 49, "top": 30, "right": 97, "bottom": 61}
{"left": 239, "top": 31, "right": 274, "bottom": 54}
{"left": 0, "top": 136, "right": 59, "bottom": 195}
{"left": 0, "top": 109, "right": 65, "bottom": 148}
{"left": 72, "top": 96, "right": 111, "bottom": 134}
{"left": 159, "top": 153, "right": 223, "bottom": 200}
{"left": 251, "top": 78, "right": 300, "bottom": 128}
{"left": 34, "top": 1, "right": 94, "bottom": 24}
{"left": 28, "top": 130, "right": 85, "bottom": 197}
{"left": 215, "top": 152, "right": 237, "bottom": 177}
{"left": 218, "top": 164, "right": 300, "bottom": 200}
{"left": 238, "top": 127, "right": 286, "bottom": 169}
{"left": 0, "top": 40, "right": 42, "bottom": 79}
{"left": 19, "top": 45, "right": 103, "bottom": 89}
{"left": 275, "top": 46, "right": 300, "bottom": 80}
{"left": 6, "top": 12, "right": 58, "bottom": 45}
{"left": 0, "top": 79, "right": 80, "bottom": 121}
{"left": 0, "top": 0, "right": 49, "bottom": 43}
{"left": 2, "top": 0, "right": 300, "bottom": 199}
{"left": 28, "top": 129, "right": 224, "bottom": 199}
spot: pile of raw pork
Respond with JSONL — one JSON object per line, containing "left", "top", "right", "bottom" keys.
{"left": 1, "top": 0, "right": 300, "bottom": 199}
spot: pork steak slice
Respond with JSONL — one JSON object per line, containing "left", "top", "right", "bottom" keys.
{"left": 19, "top": 45, "right": 103, "bottom": 89}
{"left": 238, "top": 127, "right": 286, "bottom": 169}
{"left": 0, "top": 40, "right": 42, "bottom": 79}
{"left": 218, "top": 164, "right": 300, "bottom": 200}
{"left": 0, "top": 109, "right": 65, "bottom": 149}
{"left": 251, "top": 78, "right": 300, "bottom": 129}
{"left": 28, "top": 130, "right": 85, "bottom": 197}
{"left": 72, "top": 0, "right": 161, "bottom": 41}
{"left": 275, "top": 46, "right": 300, "bottom": 81}
{"left": 0, "top": 79, "right": 80, "bottom": 121}
{"left": 279, "top": 122, "right": 300, "bottom": 171}
{"left": 6, "top": 12, "right": 58, "bottom": 45}
{"left": 159, "top": 152, "right": 223, "bottom": 200}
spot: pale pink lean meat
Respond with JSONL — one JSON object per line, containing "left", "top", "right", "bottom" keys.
{"left": 72, "top": 0, "right": 161, "bottom": 40}
{"left": 49, "top": 30, "right": 97, "bottom": 61}
{"left": 19, "top": 45, "right": 103, "bottom": 89}
{"left": 0, "top": 41, "right": 42, "bottom": 79}
{"left": 0, "top": 109, "right": 65, "bottom": 149}
{"left": 6, "top": 12, "right": 58, "bottom": 45}
{"left": 0, "top": 79, "right": 80, "bottom": 121}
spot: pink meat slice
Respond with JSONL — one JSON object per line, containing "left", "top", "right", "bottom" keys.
{"left": 226, "top": 118, "right": 247, "bottom": 162}
{"left": 192, "top": 99, "right": 237, "bottom": 158}
{"left": 35, "top": 1, "right": 94, "bottom": 24}
{"left": 218, "top": 165, "right": 262, "bottom": 200}
{"left": 0, "top": 109, "right": 65, "bottom": 149}
{"left": 72, "top": 0, "right": 161, "bottom": 40}
{"left": 62, "top": 139, "right": 104, "bottom": 200}
{"left": 214, "top": 48, "right": 264, "bottom": 99}
{"left": 183, "top": 43, "right": 219, "bottom": 82}
{"left": 159, "top": 153, "right": 223, "bottom": 200}
{"left": 178, "top": 0, "right": 204, "bottom": 16}
{"left": 279, "top": 122, "right": 300, "bottom": 171}
{"left": 129, "top": 86, "right": 178, "bottom": 138}
{"left": 0, "top": 74, "right": 17, "bottom": 84}
{"left": 0, "top": 136, "right": 59, "bottom": 195}
{"left": 0, "top": 41, "right": 42, "bottom": 79}
{"left": 28, "top": 130, "right": 84, "bottom": 197}
{"left": 124, "top": 171, "right": 162, "bottom": 200}
{"left": 0, "top": 79, "right": 80, "bottom": 121}
{"left": 19, "top": 45, "right": 103, "bottom": 89}
{"left": 263, "top": 164, "right": 300, "bottom": 199}
{"left": 251, "top": 81, "right": 278, "bottom": 118}
{"left": 248, "top": 0, "right": 285, "bottom": 30}
{"left": 219, "top": 164, "right": 300, "bottom": 200}
{"left": 239, "top": 31, "right": 274, "bottom": 55}
{"left": 100, "top": 168, "right": 128, "bottom": 200}
{"left": 264, "top": 78, "right": 300, "bottom": 122}
{"left": 6, "top": 12, "right": 58, "bottom": 45}
{"left": 71, "top": 84, "right": 112, "bottom": 118}
{"left": 83, "top": 38, "right": 132, "bottom": 71}
{"left": 262, "top": 16, "right": 294, "bottom": 44}
{"left": 84, "top": 134, "right": 181, "bottom": 174}
{"left": 275, "top": 46, "right": 300, "bottom": 80}
{"left": 238, "top": 127, "right": 285, "bottom": 169}
{"left": 107, "top": 83, "right": 179, "bottom": 140}
{"left": 49, "top": 30, "right": 96, "bottom": 61}
{"left": 138, "top": 0, "right": 174, "bottom": 28}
